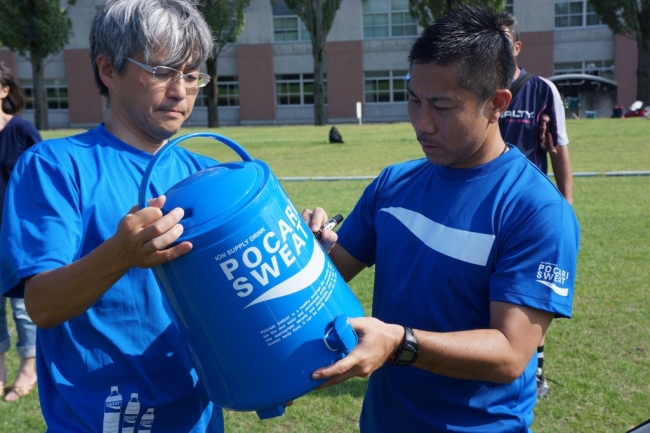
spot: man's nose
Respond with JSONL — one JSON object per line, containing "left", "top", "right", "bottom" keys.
{"left": 414, "top": 103, "right": 437, "bottom": 134}
{"left": 166, "top": 76, "right": 187, "bottom": 99}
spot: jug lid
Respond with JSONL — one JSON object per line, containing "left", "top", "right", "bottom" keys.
{"left": 161, "top": 160, "right": 272, "bottom": 239}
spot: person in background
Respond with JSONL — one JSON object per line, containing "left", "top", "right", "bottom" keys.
{"left": 497, "top": 12, "right": 573, "bottom": 204}
{"left": 0, "top": 62, "right": 40, "bottom": 402}
{"left": 497, "top": 11, "right": 574, "bottom": 398}
{"left": 0, "top": 0, "right": 224, "bottom": 430}
{"left": 302, "top": 6, "right": 580, "bottom": 432}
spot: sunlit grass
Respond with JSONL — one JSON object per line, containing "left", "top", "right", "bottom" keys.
{"left": 3, "top": 118, "right": 648, "bottom": 432}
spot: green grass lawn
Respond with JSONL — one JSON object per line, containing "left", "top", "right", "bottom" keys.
{"left": 1, "top": 117, "right": 649, "bottom": 431}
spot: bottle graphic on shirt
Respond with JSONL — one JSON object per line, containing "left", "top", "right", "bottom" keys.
{"left": 137, "top": 408, "right": 155, "bottom": 432}
{"left": 102, "top": 386, "right": 122, "bottom": 433}
{"left": 121, "top": 393, "right": 141, "bottom": 433}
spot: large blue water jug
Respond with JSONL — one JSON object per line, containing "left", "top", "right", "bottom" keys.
{"left": 138, "top": 133, "right": 365, "bottom": 419}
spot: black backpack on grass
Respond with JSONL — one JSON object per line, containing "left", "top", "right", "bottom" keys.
{"left": 329, "top": 126, "right": 344, "bottom": 143}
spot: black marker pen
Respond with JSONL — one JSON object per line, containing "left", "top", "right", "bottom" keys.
{"left": 314, "top": 214, "right": 344, "bottom": 239}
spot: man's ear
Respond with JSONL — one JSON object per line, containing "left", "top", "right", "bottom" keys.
{"left": 513, "top": 40, "right": 522, "bottom": 58}
{"left": 96, "top": 54, "right": 116, "bottom": 91}
{"left": 486, "top": 89, "right": 512, "bottom": 123}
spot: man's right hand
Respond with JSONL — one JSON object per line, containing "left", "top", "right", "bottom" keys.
{"left": 301, "top": 207, "right": 338, "bottom": 253}
{"left": 113, "top": 195, "right": 193, "bottom": 270}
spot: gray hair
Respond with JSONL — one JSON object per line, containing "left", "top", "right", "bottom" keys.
{"left": 90, "top": 0, "right": 214, "bottom": 97}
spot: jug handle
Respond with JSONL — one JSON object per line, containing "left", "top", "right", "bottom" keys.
{"left": 138, "top": 132, "right": 254, "bottom": 210}
{"left": 324, "top": 314, "right": 359, "bottom": 356}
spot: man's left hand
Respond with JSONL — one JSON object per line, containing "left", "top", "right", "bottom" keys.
{"left": 538, "top": 113, "right": 557, "bottom": 154}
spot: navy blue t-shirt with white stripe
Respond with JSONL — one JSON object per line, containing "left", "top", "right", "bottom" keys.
{"left": 499, "top": 68, "right": 569, "bottom": 174}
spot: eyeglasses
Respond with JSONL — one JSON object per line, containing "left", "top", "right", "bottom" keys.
{"left": 127, "top": 58, "right": 211, "bottom": 88}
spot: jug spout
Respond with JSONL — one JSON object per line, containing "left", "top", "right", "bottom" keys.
{"left": 324, "top": 314, "right": 358, "bottom": 355}
{"left": 256, "top": 404, "right": 286, "bottom": 419}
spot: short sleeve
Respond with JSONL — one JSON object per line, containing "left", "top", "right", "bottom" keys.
{"left": 540, "top": 77, "right": 569, "bottom": 147}
{"left": 335, "top": 175, "right": 385, "bottom": 266}
{"left": 0, "top": 150, "right": 82, "bottom": 297}
{"left": 490, "top": 199, "right": 579, "bottom": 318}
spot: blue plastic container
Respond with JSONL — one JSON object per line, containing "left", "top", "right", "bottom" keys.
{"left": 138, "top": 133, "right": 364, "bottom": 419}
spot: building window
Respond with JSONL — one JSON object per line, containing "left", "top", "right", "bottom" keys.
{"left": 364, "top": 70, "right": 409, "bottom": 103}
{"left": 196, "top": 76, "right": 240, "bottom": 107}
{"left": 554, "top": 60, "right": 614, "bottom": 81}
{"left": 272, "top": 1, "right": 310, "bottom": 42}
{"left": 554, "top": 1, "right": 603, "bottom": 28}
{"left": 21, "top": 79, "right": 68, "bottom": 110}
{"left": 276, "top": 73, "right": 326, "bottom": 105}
{"left": 504, "top": 0, "right": 513, "bottom": 14}
{"left": 553, "top": 62, "right": 583, "bottom": 75}
{"left": 363, "top": 0, "right": 417, "bottom": 39}
{"left": 585, "top": 3, "right": 602, "bottom": 26}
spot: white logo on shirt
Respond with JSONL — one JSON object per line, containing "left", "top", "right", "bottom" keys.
{"left": 536, "top": 262, "right": 569, "bottom": 297}
{"left": 501, "top": 110, "right": 535, "bottom": 119}
{"left": 379, "top": 207, "right": 495, "bottom": 266}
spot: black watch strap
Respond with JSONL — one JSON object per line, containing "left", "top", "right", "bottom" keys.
{"left": 389, "top": 326, "right": 419, "bottom": 366}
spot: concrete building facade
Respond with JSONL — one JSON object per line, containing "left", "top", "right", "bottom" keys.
{"left": 0, "top": 0, "right": 639, "bottom": 127}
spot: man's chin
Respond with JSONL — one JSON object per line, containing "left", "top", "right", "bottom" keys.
{"left": 157, "top": 117, "right": 187, "bottom": 135}
{"left": 424, "top": 152, "right": 451, "bottom": 165}
{"left": 423, "top": 153, "right": 449, "bottom": 166}
{"left": 150, "top": 124, "right": 182, "bottom": 143}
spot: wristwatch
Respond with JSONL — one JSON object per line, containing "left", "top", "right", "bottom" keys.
{"left": 389, "top": 326, "right": 419, "bottom": 366}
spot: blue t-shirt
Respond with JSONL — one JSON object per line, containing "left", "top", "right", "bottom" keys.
{"left": 499, "top": 68, "right": 569, "bottom": 174}
{"left": 336, "top": 147, "right": 580, "bottom": 433}
{"left": 0, "top": 116, "right": 42, "bottom": 221}
{"left": 0, "top": 125, "right": 224, "bottom": 432}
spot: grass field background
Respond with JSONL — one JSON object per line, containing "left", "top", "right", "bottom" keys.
{"left": 1, "top": 118, "right": 648, "bottom": 432}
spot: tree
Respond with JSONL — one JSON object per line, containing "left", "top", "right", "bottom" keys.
{"left": 197, "top": 0, "right": 250, "bottom": 128}
{"left": 284, "top": 0, "right": 342, "bottom": 125}
{"left": 588, "top": 0, "right": 650, "bottom": 105}
{"left": 408, "top": 0, "right": 505, "bottom": 27}
{"left": 0, "top": 0, "right": 76, "bottom": 130}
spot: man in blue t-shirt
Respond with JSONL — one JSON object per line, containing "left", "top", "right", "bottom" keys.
{"left": 498, "top": 11, "right": 575, "bottom": 398}
{"left": 0, "top": 1, "right": 223, "bottom": 431}
{"left": 303, "top": 6, "right": 579, "bottom": 432}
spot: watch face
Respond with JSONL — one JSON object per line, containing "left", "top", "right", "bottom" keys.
{"left": 400, "top": 350, "right": 416, "bottom": 362}
{"left": 390, "top": 327, "right": 419, "bottom": 366}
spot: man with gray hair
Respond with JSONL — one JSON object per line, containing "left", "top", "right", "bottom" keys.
{"left": 0, "top": 0, "right": 223, "bottom": 431}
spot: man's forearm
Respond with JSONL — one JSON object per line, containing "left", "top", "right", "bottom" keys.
{"left": 24, "top": 237, "right": 130, "bottom": 329}
{"left": 24, "top": 199, "right": 193, "bottom": 329}
{"left": 413, "top": 328, "right": 533, "bottom": 383}
{"left": 550, "top": 146, "right": 573, "bottom": 204}
{"left": 412, "top": 302, "right": 553, "bottom": 383}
